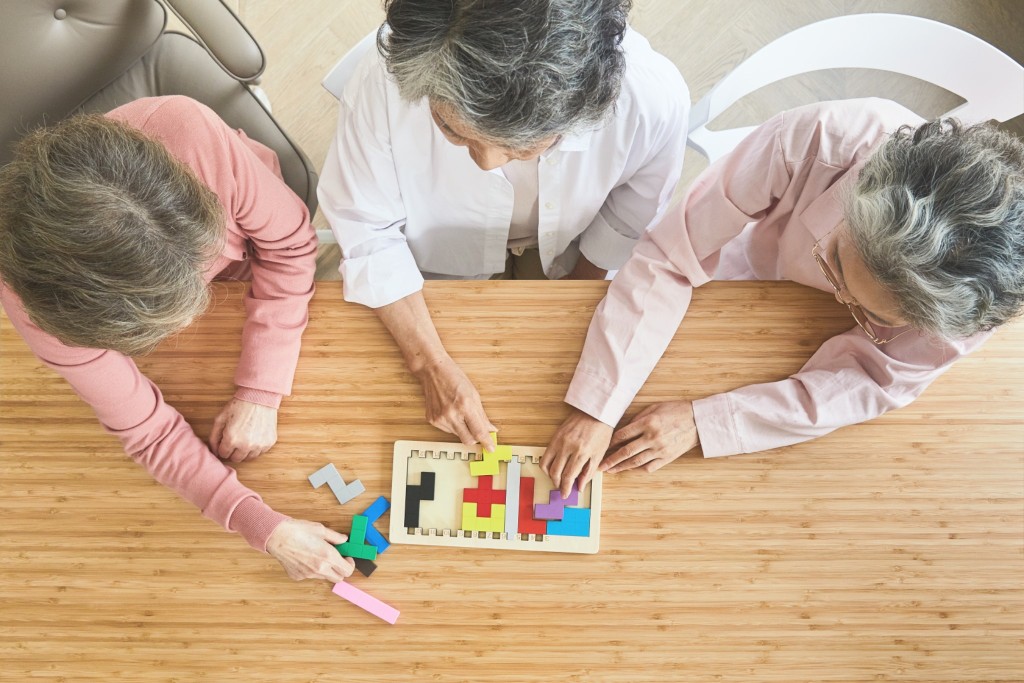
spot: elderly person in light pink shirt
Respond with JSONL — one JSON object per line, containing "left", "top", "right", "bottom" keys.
{"left": 0, "top": 96, "right": 353, "bottom": 583}
{"left": 541, "top": 98, "right": 1024, "bottom": 497}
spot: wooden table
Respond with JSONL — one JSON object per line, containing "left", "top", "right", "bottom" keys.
{"left": 1, "top": 281, "right": 1021, "bottom": 682}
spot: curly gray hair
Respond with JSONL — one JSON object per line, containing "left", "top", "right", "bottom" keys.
{"left": 378, "top": 0, "right": 632, "bottom": 149}
{"left": 847, "top": 119, "right": 1024, "bottom": 339}
{"left": 0, "top": 115, "right": 224, "bottom": 356}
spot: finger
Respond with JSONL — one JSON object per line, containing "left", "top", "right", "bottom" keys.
{"left": 601, "top": 437, "right": 646, "bottom": 471}
{"left": 559, "top": 453, "right": 589, "bottom": 498}
{"left": 605, "top": 450, "right": 655, "bottom": 474}
{"left": 208, "top": 418, "right": 226, "bottom": 457}
{"left": 226, "top": 447, "right": 247, "bottom": 463}
{"left": 465, "top": 409, "right": 494, "bottom": 452}
{"left": 545, "top": 447, "right": 569, "bottom": 490}
{"left": 609, "top": 419, "right": 647, "bottom": 451}
{"left": 642, "top": 456, "right": 672, "bottom": 473}
{"left": 449, "top": 417, "right": 476, "bottom": 448}
{"left": 240, "top": 446, "right": 261, "bottom": 463}
{"left": 321, "top": 527, "right": 349, "bottom": 545}
{"left": 578, "top": 455, "right": 601, "bottom": 492}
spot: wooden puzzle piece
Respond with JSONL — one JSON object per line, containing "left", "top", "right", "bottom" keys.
{"left": 404, "top": 471, "right": 436, "bottom": 528}
{"left": 309, "top": 463, "right": 365, "bottom": 506}
{"left": 364, "top": 525, "right": 390, "bottom": 554}
{"left": 504, "top": 458, "right": 521, "bottom": 537}
{"left": 517, "top": 477, "right": 548, "bottom": 536}
{"left": 332, "top": 581, "right": 399, "bottom": 624}
{"left": 546, "top": 507, "right": 591, "bottom": 537}
{"left": 461, "top": 502, "right": 505, "bottom": 533}
{"left": 360, "top": 496, "right": 391, "bottom": 552}
{"left": 534, "top": 483, "right": 580, "bottom": 520}
{"left": 469, "top": 432, "right": 513, "bottom": 476}
{"left": 353, "top": 558, "right": 377, "bottom": 577}
{"left": 361, "top": 496, "right": 390, "bottom": 523}
{"left": 463, "top": 475, "right": 505, "bottom": 517}
{"left": 336, "top": 515, "right": 379, "bottom": 561}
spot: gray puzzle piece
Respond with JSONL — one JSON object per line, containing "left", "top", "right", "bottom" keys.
{"left": 308, "top": 463, "right": 365, "bottom": 506}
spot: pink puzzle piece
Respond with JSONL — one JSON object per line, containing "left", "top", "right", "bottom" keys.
{"left": 332, "top": 582, "right": 400, "bottom": 624}
{"left": 533, "top": 484, "right": 580, "bottom": 521}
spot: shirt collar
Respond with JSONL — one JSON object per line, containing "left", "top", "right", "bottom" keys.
{"left": 551, "top": 127, "right": 594, "bottom": 153}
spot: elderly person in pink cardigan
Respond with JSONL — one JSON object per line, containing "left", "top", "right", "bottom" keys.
{"left": 0, "top": 96, "right": 352, "bottom": 583}
{"left": 543, "top": 98, "right": 1024, "bottom": 497}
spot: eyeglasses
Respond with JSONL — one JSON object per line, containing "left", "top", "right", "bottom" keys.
{"left": 812, "top": 241, "right": 911, "bottom": 345}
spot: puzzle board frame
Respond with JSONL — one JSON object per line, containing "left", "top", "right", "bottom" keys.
{"left": 389, "top": 440, "right": 602, "bottom": 554}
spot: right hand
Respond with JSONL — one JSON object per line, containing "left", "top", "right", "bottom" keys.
{"left": 541, "top": 408, "right": 614, "bottom": 498}
{"left": 414, "top": 355, "right": 496, "bottom": 450}
{"left": 266, "top": 519, "right": 355, "bottom": 582}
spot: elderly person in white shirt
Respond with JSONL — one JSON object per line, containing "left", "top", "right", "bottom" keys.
{"left": 318, "top": 0, "right": 689, "bottom": 449}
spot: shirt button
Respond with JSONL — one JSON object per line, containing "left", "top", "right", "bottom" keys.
{"left": 547, "top": 157, "right": 558, "bottom": 166}
{"left": 545, "top": 249, "right": 555, "bottom": 257}
{"left": 545, "top": 202, "right": 555, "bottom": 210}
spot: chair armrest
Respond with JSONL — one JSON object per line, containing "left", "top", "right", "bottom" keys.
{"left": 162, "top": 0, "right": 265, "bottom": 82}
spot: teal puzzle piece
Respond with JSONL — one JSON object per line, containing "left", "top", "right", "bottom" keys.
{"left": 545, "top": 507, "right": 591, "bottom": 537}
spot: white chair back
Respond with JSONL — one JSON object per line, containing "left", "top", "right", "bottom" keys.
{"left": 688, "top": 13, "right": 1024, "bottom": 162}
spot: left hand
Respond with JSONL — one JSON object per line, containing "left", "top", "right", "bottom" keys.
{"left": 209, "top": 398, "right": 279, "bottom": 463}
{"left": 601, "top": 401, "right": 699, "bottom": 474}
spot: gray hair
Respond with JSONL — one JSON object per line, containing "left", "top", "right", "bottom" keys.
{"left": 378, "top": 0, "right": 632, "bottom": 149}
{"left": 846, "top": 119, "right": 1024, "bottom": 339}
{"left": 0, "top": 114, "right": 224, "bottom": 356}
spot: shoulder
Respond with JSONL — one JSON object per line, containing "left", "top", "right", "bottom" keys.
{"left": 777, "top": 98, "right": 926, "bottom": 167}
{"left": 105, "top": 96, "right": 238, "bottom": 198}
{"left": 106, "top": 96, "right": 229, "bottom": 149}
{"left": 614, "top": 28, "right": 690, "bottom": 135}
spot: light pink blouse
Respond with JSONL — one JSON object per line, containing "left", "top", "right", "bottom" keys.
{"left": 565, "top": 98, "right": 991, "bottom": 457}
{"left": 0, "top": 97, "right": 317, "bottom": 548}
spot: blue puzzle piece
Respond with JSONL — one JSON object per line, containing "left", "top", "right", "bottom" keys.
{"left": 364, "top": 524, "right": 390, "bottom": 554}
{"left": 546, "top": 507, "right": 591, "bottom": 537}
{"left": 361, "top": 496, "right": 390, "bottom": 523}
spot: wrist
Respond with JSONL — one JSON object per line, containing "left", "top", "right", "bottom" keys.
{"left": 409, "top": 350, "right": 450, "bottom": 379}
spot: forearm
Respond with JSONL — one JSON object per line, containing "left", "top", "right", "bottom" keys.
{"left": 374, "top": 291, "right": 450, "bottom": 375}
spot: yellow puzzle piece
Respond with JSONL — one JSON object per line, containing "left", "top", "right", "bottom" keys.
{"left": 461, "top": 503, "right": 506, "bottom": 533}
{"left": 469, "top": 432, "right": 514, "bottom": 476}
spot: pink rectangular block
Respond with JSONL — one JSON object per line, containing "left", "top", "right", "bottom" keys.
{"left": 332, "top": 581, "right": 400, "bottom": 624}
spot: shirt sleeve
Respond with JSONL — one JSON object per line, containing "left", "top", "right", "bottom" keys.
{"left": 130, "top": 97, "right": 317, "bottom": 409}
{"left": 317, "top": 57, "right": 424, "bottom": 308}
{"left": 692, "top": 326, "right": 993, "bottom": 457}
{"left": 0, "top": 287, "right": 289, "bottom": 551}
{"left": 579, "top": 82, "right": 690, "bottom": 271}
{"left": 566, "top": 110, "right": 794, "bottom": 424}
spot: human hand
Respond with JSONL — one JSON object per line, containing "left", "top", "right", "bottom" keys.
{"left": 541, "top": 408, "right": 614, "bottom": 498}
{"left": 414, "top": 356, "right": 496, "bottom": 450}
{"left": 601, "top": 401, "right": 699, "bottom": 474}
{"left": 266, "top": 519, "right": 355, "bottom": 582}
{"left": 209, "top": 398, "right": 279, "bottom": 463}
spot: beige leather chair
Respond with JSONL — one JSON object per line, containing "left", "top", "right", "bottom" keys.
{"left": 0, "top": 0, "right": 318, "bottom": 215}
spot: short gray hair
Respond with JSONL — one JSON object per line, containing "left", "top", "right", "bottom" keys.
{"left": 378, "top": 0, "right": 632, "bottom": 149}
{"left": 847, "top": 119, "right": 1024, "bottom": 339}
{"left": 0, "top": 114, "right": 224, "bottom": 356}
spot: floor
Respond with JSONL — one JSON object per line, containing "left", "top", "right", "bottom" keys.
{"left": 233, "top": 0, "right": 1024, "bottom": 280}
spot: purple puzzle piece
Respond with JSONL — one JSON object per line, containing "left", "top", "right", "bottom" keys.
{"left": 533, "top": 484, "right": 580, "bottom": 521}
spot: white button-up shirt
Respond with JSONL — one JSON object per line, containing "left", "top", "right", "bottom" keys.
{"left": 318, "top": 29, "right": 690, "bottom": 308}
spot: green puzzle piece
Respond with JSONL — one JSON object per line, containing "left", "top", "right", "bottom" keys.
{"left": 334, "top": 515, "right": 378, "bottom": 561}
{"left": 336, "top": 542, "right": 377, "bottom": 561}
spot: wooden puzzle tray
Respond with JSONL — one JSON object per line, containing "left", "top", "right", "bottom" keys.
{"left": 389, "top": 440, "right": 602, "bottom": 554}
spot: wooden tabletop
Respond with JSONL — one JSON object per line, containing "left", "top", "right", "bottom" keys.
{"left": 1, "top": 281, "right": 1021, "bottom": 683}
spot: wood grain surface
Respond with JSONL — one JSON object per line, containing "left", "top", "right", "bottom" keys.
{"left": 1, "top": 281, "right": 1022, "bottom": 682}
